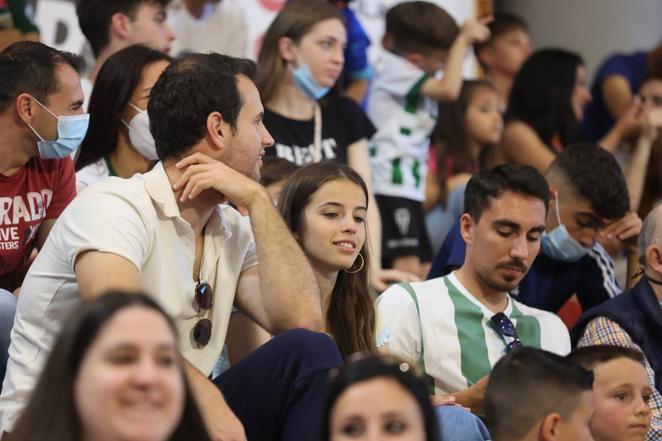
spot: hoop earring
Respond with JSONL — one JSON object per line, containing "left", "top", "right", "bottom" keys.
{"left": 344, "top": 253, "right": 364, "bottom": 274}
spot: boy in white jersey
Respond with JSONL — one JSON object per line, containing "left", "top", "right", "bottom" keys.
{"left": 377, "top": 164, "right": 570, "bottom": 414}
{"left": 367, "top": 1, "right": 490, "bottom": 277}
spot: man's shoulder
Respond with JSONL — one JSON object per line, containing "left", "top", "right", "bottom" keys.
{"left": 78, "top": 174, "right": 150, "bottom": 203}
{"left": 0, "top": 157, "right": 74, "bottom": 200}
{"left": 23, "top": 156, "right": 73, "bottom": 179}
{"left": 512, "top": 297, "right": 566, "bottom": 329}
{"left": 217, "top": 204, "right": 253, "bottom": 235}
{"left": 379, "top": 277, "right": 449, "bottom": 305}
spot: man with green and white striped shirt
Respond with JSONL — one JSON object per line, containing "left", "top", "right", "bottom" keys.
{"left": 377, "top": 164, "right": 570, "bottom": 413}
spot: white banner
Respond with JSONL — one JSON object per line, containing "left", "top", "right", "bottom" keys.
{"left": 33, "top": 0, "right": 476, "bottom": 74}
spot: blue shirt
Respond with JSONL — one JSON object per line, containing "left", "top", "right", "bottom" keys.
{"left": 428, "top": 221, "right": 621, "bottom": 313}
{"left": 581, "top": 51, "right": 648, "bottom": 142}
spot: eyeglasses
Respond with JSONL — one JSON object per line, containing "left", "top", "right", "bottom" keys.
{"left": 193, "top": 281, "right": 214, "bottom": 348}
{"left": 490, "top": 312, "right": 522, "bottom": 353}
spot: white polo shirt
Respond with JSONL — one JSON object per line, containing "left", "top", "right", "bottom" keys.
{"left": 75, "top": 158, "right": 110, "bottom": 193}
{"left": 0, "top": 162, "right": 257, "bottom": 432}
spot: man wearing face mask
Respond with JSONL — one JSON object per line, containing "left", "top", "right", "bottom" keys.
{"left": 0, "top": 41, "right": 87, "bottom": 391}
{"left": 429, "top": 143, "right": 641, "bottom": 315}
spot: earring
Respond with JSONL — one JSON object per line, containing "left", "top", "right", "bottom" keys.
{"left": 344, "top": 253, "right": 364, "bottom": 274}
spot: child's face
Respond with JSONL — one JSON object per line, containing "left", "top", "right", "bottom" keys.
{"left": 590, "top": 358, "right": 652, "bottom": 441}
{"left": 464, "top": 87, "right": 503, "bottom": 147}
{"left": 485, "top": 29, "right": 531, "bottom": 77}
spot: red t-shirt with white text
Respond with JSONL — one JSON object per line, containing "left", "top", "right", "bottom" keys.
{"left": 0, "top": 156, "right": 76, "bottom": 286}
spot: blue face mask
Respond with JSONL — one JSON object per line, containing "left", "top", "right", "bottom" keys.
{"left": 291, "top": 63, "right": 331, "bottom": 100}
{"left": 541, "top": 196, "right": 590, "bottom": 262}
{"left": 27, "top": 98, "right": 90, "bottom": 159}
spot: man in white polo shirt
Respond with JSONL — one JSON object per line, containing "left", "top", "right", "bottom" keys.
{"left": 1, "top": 54, "right": 339, "bottom": 441}
{"left": 377, "top": 164, "right": 570, "bottom": 415}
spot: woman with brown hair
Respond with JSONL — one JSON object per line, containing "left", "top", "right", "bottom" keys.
{"left": 257, "top": 0, "right": 416, "bottom": 291}
{"left": 227, "top": 161, "right": 375, "bottom": 360}
{"left": 279, "top": 161, "right": 375, "bottom": 357}
{"left": 4, "top": 291, "right": 211, "bottom": 441}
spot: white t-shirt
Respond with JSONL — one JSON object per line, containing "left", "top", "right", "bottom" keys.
{"left": 367, "top": 51, "right": 437, "bottom": 202}
{"left": 0, "top": 162, "right": 257, "bottom": 432}
{"left": 376, "top": 272, "right": 570, "bottom": 395}
{"left": 75, "top": 158, "right": 110, "bottom": 193}
{"left": 167, "top": 0, "right": 248, "bottom": 58}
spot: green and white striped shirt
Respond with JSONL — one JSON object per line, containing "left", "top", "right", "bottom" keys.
{"left": 376, "top": 272, "right": 570, "bottom": 395}
{"left": 367, "top": 51, "right": 437, "bottom": 202}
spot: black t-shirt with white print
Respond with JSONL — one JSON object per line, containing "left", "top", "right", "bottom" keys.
{"left": 264, "top": 95, "right": 376, "bottom": 166}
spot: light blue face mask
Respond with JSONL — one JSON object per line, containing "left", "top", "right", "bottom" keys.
{"left": 27, "top": 97, "right": 90, "bottom": 159}
{"left": 541, "top": 196, "right": 590, "bottom": 262}
{"left": 291, "top": 63, "right": 331, "bottom": 100}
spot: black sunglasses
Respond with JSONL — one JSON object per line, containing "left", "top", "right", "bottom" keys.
{"left": 490, "top": 312, "right": 522, "bottom": 353}
{"left": 193, "top": 281, "right": 214, "bottom": 347}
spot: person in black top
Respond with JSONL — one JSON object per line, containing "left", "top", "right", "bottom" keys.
{"left": 256, "top": 0, "right": 418, "bottom": 291}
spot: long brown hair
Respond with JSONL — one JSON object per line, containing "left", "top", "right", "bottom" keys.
{"left": 433, "top": 80, "right": 497, "bottom": 204}
{"left": 6, "top": 292, "right": 211, "bottom": 441}
{"left": 278, "top": 162, "right": 376, "bottom": 358}
{"left": 256, "top": 0, "right": 344, "bottom": 105}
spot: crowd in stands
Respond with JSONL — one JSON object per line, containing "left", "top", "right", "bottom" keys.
{"left": 0, "top": 0, "right": 661, "bottom": 440}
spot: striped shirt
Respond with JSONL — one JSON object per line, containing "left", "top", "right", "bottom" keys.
{"left": 376, "top": 272, "right": 571, "bottom": 395}
{"left": 367, "top": 51, "right": 437, "bottom": 202}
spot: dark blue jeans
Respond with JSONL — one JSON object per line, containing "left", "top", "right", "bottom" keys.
{"left": 214, "top": 329, "right": 342, "bottom": 441}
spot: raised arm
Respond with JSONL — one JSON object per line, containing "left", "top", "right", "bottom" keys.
{"left": 602, "top": 75, "right": 635, "bottom": 121}
{"left": 173, "top": 153, "right": 323, "bottom": 334}
{"left": 420, "top": 17, "right": 491, "bottom": 102}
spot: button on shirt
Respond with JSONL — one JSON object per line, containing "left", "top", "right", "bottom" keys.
{"left": 0, "top": 162, "right": 257, "bottom": 432}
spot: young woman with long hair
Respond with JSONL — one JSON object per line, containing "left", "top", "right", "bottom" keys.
{"left": 227, "top": 162, "right": 375, "bottom": 361}
{"left": 424, "top": 80, "right": 502, "bottom": 251}
{"left": 500, "top": 48, "right": 635, "bottom": 173}
{"left": 256, "top": 0, "right": 415, "bottom": 290}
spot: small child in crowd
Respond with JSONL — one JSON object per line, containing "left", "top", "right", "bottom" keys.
{"left": 569, "top": 345, "right": 653, "bottom": 441}
{"left": 367, "top": 1, "right": 490, "bottom": 277}
{"left": 424, "top": 79, "right": 503, "bottom": 251}
{"left": 485, "top": 347, "right": 595, "bottom": 441}
{"left": 473, "top": 13, "right": 531, "bottom": 111}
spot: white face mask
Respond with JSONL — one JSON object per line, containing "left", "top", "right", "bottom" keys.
{"left": 122, "top": 103, "right": 158, "bottom": 161}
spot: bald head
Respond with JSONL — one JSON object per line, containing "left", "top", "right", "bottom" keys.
{"left": 639, "top": 203, "right": 662, "bottom": 267}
